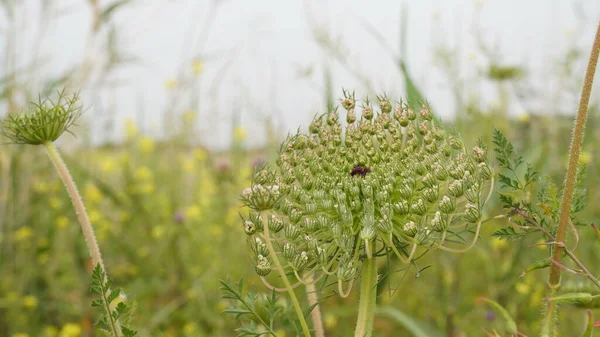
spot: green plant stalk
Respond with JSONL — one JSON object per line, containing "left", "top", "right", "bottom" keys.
{"left": 44, "top": 141, "right": 122, "bottom": 336}
{"left": 354, "top": 252, "right": 377, "bottom": 337}
{"left": 549, "top": 21, "right": 600, "bottom": 289}
{"left": 305, "top": 274, "right": 325, "bottom": 337}
{"left": 260, "top": 212, "right": 312, "bottom": 337}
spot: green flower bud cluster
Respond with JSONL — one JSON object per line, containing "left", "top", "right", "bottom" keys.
{"left": 240, "top": 91, "right": 493, "bottom": 287}
{"left": 0, "top": 90, "right": 82, "bottom": 145}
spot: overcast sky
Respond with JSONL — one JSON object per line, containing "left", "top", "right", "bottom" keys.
{"left": 2, "top": 0, "right": 600, "bottom": 148}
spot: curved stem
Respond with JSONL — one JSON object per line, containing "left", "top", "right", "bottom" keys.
{"left": 437, "top": 220, "right": 482, "bottom": 253}
{"left": 43, "top": 142, "right": 122, "bottom": 336}
{"left": 549, "top": 21, "right": 600, "bottom": 288}
{"left": 338, "top": 279, "right": 354, "bottom": 298}
{"left": 305, "top": 273, "right": 325, "bottom": 337}
{"left": 354, "top": 253, "right": 377, "bottom": 337}
{"left": 260, "top": 212, "right": 312, "bottom": 337}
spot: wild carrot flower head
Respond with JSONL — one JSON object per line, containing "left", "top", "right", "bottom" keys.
{"left": 0, "top": 90, "right": 82, "bottom": 145}
{"left": 240, "top": 91, "right": 493, "bottom": 286}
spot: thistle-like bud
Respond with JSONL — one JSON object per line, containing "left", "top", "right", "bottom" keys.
{"left": 464, "top": 203, "right": 481, "bottom": 223}
{"left": 423, "top": 185, "right": 439, "bottom": 203}
{"left": 478, "top": 162, "right": 493, "bottom": 180}
{"left": 448, "top": 136, "right": 464, "bottom": 150}
{"left": 411, "top": 199, "right": 427, "bottom": 215}
{"left": 284, "top": 225, "right": 301, "bottom": 241}
{"left": 430, "top": 211, "right": 447, "bottom": 232}
{"left": 439, "top": 196, "right": 456, "bottom": 214}
{"left": 464, "top": 185, "right": 480, "bottom": 203}
{"left": 346, "top": 109, "right": 356, "bottom": 123}
{"left": 282, "top": 242, "right": 297, "bottom": 260}
{"left": 243, "top": 220, "right": 257, "bottom": 235}
{"left": 448, "top": 179, "right": 464, "bottom": 197}
{"left": 394, "top": 200, "right": 410, "bottom": 215}
{"left": 252, "top": 238, "right": 269, "bottom": 257}
{"left": 472, "top": 146, "right": 486, "bottom": 163}
{"left": 360, "top": 225, "right": 376, "bottom": 241}
{"left": 0, "top": 90, "right": 83, "bottom": 145}
{"left": 241, "top": 184, "right": 281, "bottom": 211}
{"left": 292, "top": 251, "right": 310, "bottom": 271}
{"left": 337, "top": 259, "right": 359, "bottom": 282}
{"left": 419, "top": 105, "right": 433, "bottom": 121}
{"left": 402, "top": 221, "right": 418, "bottom": 237}
{"left": 255, "top": 255, "right": 272, "bottom": 276}
{"left": 268, "top": 215, "right": 284, "bottom": 233}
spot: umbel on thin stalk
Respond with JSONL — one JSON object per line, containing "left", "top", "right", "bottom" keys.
{"left": 239, "top": 90, "right": 495, "bottom": 337}
{"left": 0, "top": 90, "right": 136, "bottom": 337}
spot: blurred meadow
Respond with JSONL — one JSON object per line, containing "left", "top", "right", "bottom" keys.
{"left": 1, "top": 0, "right": 600, "bottom": 336}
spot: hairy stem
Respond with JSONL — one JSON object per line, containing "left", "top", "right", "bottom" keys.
{"left": 44, "top": 142, "right": 122, "bottom": 336}
{"left": 305, "top": 273, "right": 325, "bottom": 337}
{"left": 549, "top": 21, "right": 600, "bottom": 288}
{"left": 354, "top": 252, "right": 377, "bottom": 337}
{"left": 260, "top": 212, "right": 312, "bottom": 337}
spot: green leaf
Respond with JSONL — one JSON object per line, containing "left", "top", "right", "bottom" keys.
{"left": 491, "top": 227, "right": 529, "bottom": 241}
{"left": 582, "top": 310, "right": 594, "bottom": 337}
{"left": 377, "top": 306, "right": 445, "bottom": 337}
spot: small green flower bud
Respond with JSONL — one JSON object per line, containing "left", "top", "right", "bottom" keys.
{"left": 377, "top": 218, "right": 393, "bottom": 234}
{"left": 433, "top": 163, "right": 449, "bottom": 181}
{"left": 415, "top": 227, "right": 433, "bottom": 245}
{"left": 439, "top": 196, "right": 456, "bottom": 214}
{"left": 430, "top": 211, "right": 447, "bottom": 232}
{"left": 472, "top": 146, "right": 486, "bottom": 163}
{"left": 290, "top": 209, "right": 303, "bottom": 224}
{"left": 419, "top": 106, "right": 433, "bottom": 121}
{"left": 303, "top": 217, "right": 318, "bottom": 233}
{"left": 292, "top": 251, "right": 310, "bottom": 271}
{"left": 448, "top": 136, "right": 463, "bottom": 150}
{"left": 341, "top": 91, "right": 356, "bottom": 110}
{"left": 464, "top": 203, "right": 481, "bottom": 223}
{"left": 411, "top": 199, "right": 427, "bottom": 215}
{"left": 305, "top": 202, "right": 317, "bottom": 214}
{"left": 394, "top": 200, "right": 410, "bottom": 215}
{"left": 255, "top": 255, "right": 272, "bottom": 276}
{"left": 339, "top": 234, "right": 354, "bottom": 252}
{"left": 315, "top": 246, "right": 328, "bottom": 265}
{"left": 423, "top": 185, "right": 439, "bottom": 203}
{"left": 282, "top": 243, "right": 297, "bottom": 260}
{"left": 407, "top": 108, "right": 416, "bottom": 120}
{"left": 268, "top": 215, "right": 284, "bottom": 233}
{"left": 398, "top": 184, "right": 413, "bottom": 200}
{"left": 243, "top": 220, "right": 257, "bottom": 235}
{"left": 422, "top": 173, "right": 436, "bottom": 187}
{"left": 478, "top": 162, "right": 493, "bottom": 180}
{"left": 398, "top": 111, "right": 409, "bottom": 127}
{"left": 465, "top": 185, "right": 480, "bottom": 203}
{"left": 252, "top": 238, "right": 269, "bottom": 257}
{"left": 448, "top": 179, "right": 464, "bottom": 197}
{"left": 346, "top": 109, "right": 357, "bottom": 123}
{"left": 378, "top": 95, "right": 392, "bottom": 114}
{"left": 241, "top": 184, "right": 281, "bottom": 211}
{"left": 362, "top": 105, "right": 374, "bottom": 120}
{"left": 360, "top": 225, "right": 376, "bottom": 240}
{"left": 249, "top": 212, "right": 264, "bottom": 231}
{"left": 0, "top": 91, "right": 83, "bottom": 145}
{"left": 284, "top": 225, "right": 301, "bottom": 240}
{"left": 402, "top": 221, "right": 417, "bottom": 237}
{"left": 337, "top": 259, "right": 359, "bottom": 282}
{"left": 418, "top": 121, "right": 428, "bottom": 135}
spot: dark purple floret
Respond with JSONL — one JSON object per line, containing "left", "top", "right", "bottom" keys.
{"left": 350, "top": 165, "right": 371, "bottom": 177}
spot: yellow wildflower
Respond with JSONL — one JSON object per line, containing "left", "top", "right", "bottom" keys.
{"left": 43, "top": 326, "right": 58, "bottom": 337}
{"left": 185, "top": 204, "right": 201, "bottom": 220}
{"left": 59, "top": 323, "right": 81, "bottom": 337}
{"left": 88, "top": 210, "right": 102, "bottom": 223}
{"left": 135, "top": 166, "right": 153, "bottom": 180}
{"left": 194, "top": 148, "right": 207, "bottom": 161}
{"left": 100, "top": 158, "right": 117, "bottom": 173}
{"left": 579, "top": 151, "right": 592, "bottom": 165}
{"left": 515, "top": 282, "right": 531, "bottom": 295}
{"left": 192, "top": 59, "right": 204, "bottom": 75}
{"left": 491, "top": 237, "right": 507, "bottom": 250}
{"left": 517, "top": 112, "right": 530, "bottom": 123}
{"left": 125, "top": 119, "right": 138, "bottom": 138}
{"left": 15, "top": 226, "right": 33, "bottom": 241}
{"left": 165, "top": 78, "right": 178, "bottom": 89}
{"left": 84, "top": 183, "right": 102, "bottom": 203}
{"left": 152, "top": 225, "right": 165, "bottom": 239}
{"left": 139, "top": 136, "right": 155, "bottom": 153}
{"left": 56, "top": 216, "right": 69, "bottom": 229}
{"left": 49, "top": 197, "right": 63, "bottom": 209}
{"left": 324, "top": 313, "right": 338, "bottom": 329}
{"left": 183, "top": 110, "right": 196, "bottom": 123}
{"left": 233, "top": 127, "right": 247, "bottom": 141}
{"left": 181, "top": 156, "right": 196, "bottom": 173}
{"left": 183, "top": 323, "right": 198, "bottom": 335}
{"left": 23, "top": 295, "right": 38, "bottom": 309}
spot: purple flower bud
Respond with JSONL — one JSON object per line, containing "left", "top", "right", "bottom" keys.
{"left": 173, "top": 211, "right": 185, "bottom": 223}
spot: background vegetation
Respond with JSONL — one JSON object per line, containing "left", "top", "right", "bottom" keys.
{"left": 1, "top": 1, "right": 599, "bottom": 336}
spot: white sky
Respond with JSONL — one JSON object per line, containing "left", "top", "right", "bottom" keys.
{"left": 1, "top": 0, "right": 599, "bottom": 148}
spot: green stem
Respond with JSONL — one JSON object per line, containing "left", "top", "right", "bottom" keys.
{"left": 260, "top": 212, "right": 312, "bottom": 337}
{"left": 43, "top": 141, "right": 122, "bottom": 337}
{"left": 549, "top": 21, "right": 600, "bottom": 289}
{"left": 354, "top": 254, "right": 377, "bottom": 337}
{"left": 305, "top": 273, "right": 325, "bottom": 337}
